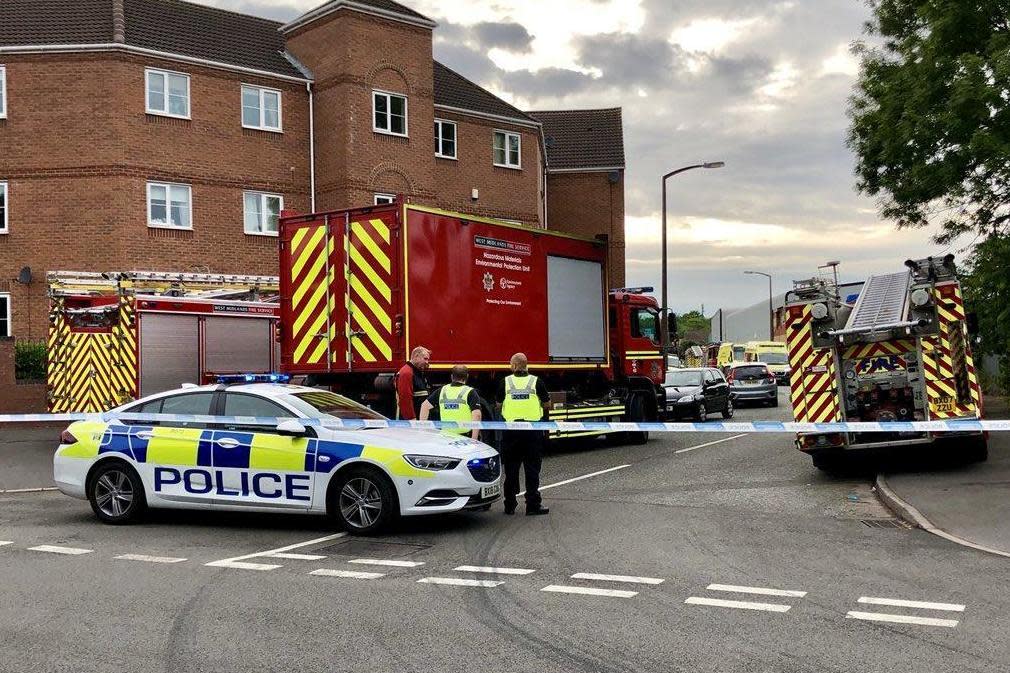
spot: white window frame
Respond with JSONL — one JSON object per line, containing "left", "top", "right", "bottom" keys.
{"left": 493, "top": 130, "right": 522, "bottom": 169}
{"left": 434, "top": 119, "right": 457, "bottom": 159}
{"left": 241, "top": 84, "right": 283, "bottom": 132}
{"left": 0, "top": 181, "right": 7, "bottom": 234}
{"left": 146, "top": 181, "right": 193, "bottom": 230}
{"left": 0, "top": 293, "right": 9, "bottom": 338}
{"left": 0, "top": 65, "right": 7, "bottom": 119}
{"left": 372, "top": 90, "right": 408, "bottom": 137}
{"left": 243, "top": 191, "right": 283, "bottom": 236}
{"left": 374, "top": 193, "right": 396, "bottom": 205}
{"left": 145, "top": 68, "right": 191, "bottom": 119}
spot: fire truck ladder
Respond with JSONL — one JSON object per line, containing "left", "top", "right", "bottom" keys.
{"left": 832, "top": 271, "right": 914, "bottom": 337}
{"left": 48, "top": 271, "right": 280, "bottom": 300}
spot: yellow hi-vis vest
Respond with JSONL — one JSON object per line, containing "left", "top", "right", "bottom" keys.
{"left": 438, "top": 384, "right": 474, "bottom": 434}
{"left": 501, "top": 374, "right": 543, "bottom": 422}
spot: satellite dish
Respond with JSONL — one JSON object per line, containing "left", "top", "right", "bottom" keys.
{"left": 17, "top": 266, "right": 31, "bottom": 285}
{"left": 608, "top": 171, "right": 620, "bottom": 184}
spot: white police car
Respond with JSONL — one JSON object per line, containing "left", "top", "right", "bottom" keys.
{"left": 53, "top": 376, "right": 502, "bottom": 534}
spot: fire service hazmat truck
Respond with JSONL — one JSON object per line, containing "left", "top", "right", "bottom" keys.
{"left": 278, "top": 202, "right": 669, "bottom": 442}
{"left": 47, "top": 271, "right": 280, "bottom": 413}
{"left": 784, "top": 255, "right": 987, "bottom": 471}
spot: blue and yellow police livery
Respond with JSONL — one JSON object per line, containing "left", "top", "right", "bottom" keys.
{"left": 53, "top": 377, "right": 502, "bottom": 534}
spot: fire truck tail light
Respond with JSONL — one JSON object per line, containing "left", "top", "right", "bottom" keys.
{"left": 394, "top": 315, "right": 404, "bottom": 336}
{"left": 810, "top": 302, "right": 829, "bottom": 320}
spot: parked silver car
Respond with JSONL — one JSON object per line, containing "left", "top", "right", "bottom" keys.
{"left": 726, "top": 363, "right": 779, "bottom": 407}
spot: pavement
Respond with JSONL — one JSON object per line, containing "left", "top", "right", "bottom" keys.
{"left": 880, "top": 395, "right": 1010, "bottom": 557}
{"left": 2, "top": 389, "right": 1010, "bottom": 672}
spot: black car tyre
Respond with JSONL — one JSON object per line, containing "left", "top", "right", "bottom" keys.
{"left": 87, "top": 460, "right": 147, "bottom": 525}
{"left": 624, "top": 394, "right": 650, "bottom": 445}
{"left": 721, "top": 398, "right": 734, "bottom": 419}
{"left": 771, "top": 395, "right": 780, "bottom": 408}
{"left": 330, "top": 465, "right": 398, "bottom": 535}
{"left": 695, "top": 403, "right": 707, "bottom": 422}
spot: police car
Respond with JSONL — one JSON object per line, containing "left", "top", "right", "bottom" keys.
{"left": 53, "top": 375, "right": 502, "bottom": 534}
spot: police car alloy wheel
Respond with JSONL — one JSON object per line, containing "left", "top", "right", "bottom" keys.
{"left": 330, "top": 466, "right": 397, "bottom": 534}
{"left": 88, "top": 461, "right": 146, "bottom": 524}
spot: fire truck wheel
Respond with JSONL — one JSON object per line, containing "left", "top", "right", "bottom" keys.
{"left": 965, "top": 436, "right": 989, "bottom": 463}
{"left": 329, "top": 465, "right": 398, "bottom": 535}
{"left": 87, "top": 460, "right": 147, "bottom": 525}
{"left": 810, "top": 452, "right": 842, "bottom": 473}
{"left": 624, "top": 394, "right": 650, "bottom": 445}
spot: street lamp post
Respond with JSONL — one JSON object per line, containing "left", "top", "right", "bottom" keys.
{"left": 661, "top": 161, "right": 725, "bottom": 369}
{"left": 744, "top": 270, "right": 773, "bottom": 340}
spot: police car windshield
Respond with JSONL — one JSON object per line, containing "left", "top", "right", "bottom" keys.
{"left": 283, "top": 391, "right": 386, "bottom": 421}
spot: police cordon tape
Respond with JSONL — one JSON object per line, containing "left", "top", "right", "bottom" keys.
{"left": 0, "top": 412, "right": 1008, "bottom": 433}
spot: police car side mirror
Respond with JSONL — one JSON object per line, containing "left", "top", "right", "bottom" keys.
{"left": 276, "top": 419, "right": 311, "bottom": 437}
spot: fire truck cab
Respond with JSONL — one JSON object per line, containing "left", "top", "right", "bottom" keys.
{"left": 784, "top": 255, "right": 987, "bottom": 470}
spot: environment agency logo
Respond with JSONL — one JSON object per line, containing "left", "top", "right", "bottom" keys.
{"left": 483, "top": 272, "right": 494, "bottom": 292}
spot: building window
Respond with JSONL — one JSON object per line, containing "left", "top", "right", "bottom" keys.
{"left": 374, "top": 193, "right": 395, "bottom": 205}
{"left": 147, "top": 182, "right": 192, "bottom": 229}
{"left": 244, "top": 191, "right": 283, "bottom": 235}
{"left": 373, "top": 90, "right": 407, "bottom": 136}
{"left": 0, "top": 293, "right": 8, "bottom": 338}
{"left": 0, "top": 181, "right": 7, "bottom": 234}
{"left": 434, "top": 119, "right": 456, "bottom": 159}
{"left": 241, "top": 85, "right": 282, "bottom": 131}
{"left": 493, "top": 130, "right": 521, "bottom": 169}
{"left": 146, "top": 68, "right": 190, "bottom": 118}
{"left": 0, "top": 66, "right": 7, "bottom": 118}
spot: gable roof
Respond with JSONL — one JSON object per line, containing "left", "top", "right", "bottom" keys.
{"left": 527, "top": 108, "right": 625, "bottom": 171}
{"left": 281, "top": 0, "right": 436, "bottom": 33}
{"left": 433, "top": 61, "right": 536, "bottom": 125}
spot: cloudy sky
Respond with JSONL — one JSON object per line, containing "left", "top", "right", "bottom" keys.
{"left": 212, "top": 0, "right": 961, "bottom": 314}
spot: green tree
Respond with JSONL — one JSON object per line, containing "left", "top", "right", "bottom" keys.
{"left": 676, "top": 310, "right": 711, "bottom": 346}
{"left": 961, "top": 236, "right": 1010, "bottom": 393}
{"left": 849, "top": 0, "right": 1010, "bottom": 242}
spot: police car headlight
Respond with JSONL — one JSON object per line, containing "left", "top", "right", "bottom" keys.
{"left": 404, "top": 455, "right": 461, "bottom": 471}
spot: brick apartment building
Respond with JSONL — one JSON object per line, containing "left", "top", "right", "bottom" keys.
{"left": 0, "top": 0, "right": 625, "bottom": 385}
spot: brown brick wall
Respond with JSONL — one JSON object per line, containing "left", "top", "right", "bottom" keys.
{"left": 0, "top": 338, "right": 46, "bottom": 413}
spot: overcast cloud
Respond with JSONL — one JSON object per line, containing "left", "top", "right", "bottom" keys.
{"left": 206, "top": 0, "right": 961, "bottom": 314}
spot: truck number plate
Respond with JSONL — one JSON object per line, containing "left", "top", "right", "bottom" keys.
{"left": 935, "top": 396, "right": 956, "bottom": 412}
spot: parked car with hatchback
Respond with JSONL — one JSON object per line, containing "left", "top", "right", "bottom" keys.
{"left": 726, "top": 363, "right": 779, "bottom": 407}
{"left": 662, "top": 367, "right": 733, "bottom": 421}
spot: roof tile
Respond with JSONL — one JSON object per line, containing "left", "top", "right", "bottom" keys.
{"left": 527, "top": 108, "right": 625, "bottom": 170}
{"left": 433, "top": 61, "right": 535, "bottom": 124}
{"left": 0, "top": 0, "right": 113, "bottom": 46}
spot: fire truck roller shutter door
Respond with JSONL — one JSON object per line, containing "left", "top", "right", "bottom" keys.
{"left": 204, "top": 317, "right": 273, "bottom": 377}
{"left": 139, "top": 314, "right": 199, "bottom": 396}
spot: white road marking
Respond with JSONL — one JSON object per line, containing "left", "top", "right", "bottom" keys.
{"left": 418, "top": 577, "right": 504, "bottom": 588}
{"left": 455, "top": 565, "right": 536, "bottom": 575}
{"left": 520, "top": 465, "right": 631, "bottom": 496}
{"left": 0, "top": 541, "right": 12, "bottom": 546}
{"left": 28, "top": 545, "right": 92, "bottom": 555}
{"left": 675, "top": 434, "right": 748, "bottom": 454}
{"left": 571, "top": 572, "right": 664, "bottom": 585}
{"left": 205, "top": 532, "right": 346, "bottom": 570}
{"left": 857, "top": 596, "right": 965, "bottom": 612}
{"left": 311, "top": 569, "right": 385, "bottom": 580}
{"left": 348, "top": 558, "right": 425, "bottom": 568}
{"left": 846, "top": 611, "right": 959, "bottom": 628}
{"left": 264, "top": 552, "right": 327, "bottom": 561}
{"left": 685, "top": 597, "right": 791, "bottom": 612}
{"left": 115, "top": 554, "right": 187, "bottom": 564}
{"left": 541, "top": 585, "right": 638, "bottom": 598}
{"left": 0, "top": 487, "right": 59, "bottom": 494}
{"left": 707, "top": 583, "right": 807, "bottom": 598}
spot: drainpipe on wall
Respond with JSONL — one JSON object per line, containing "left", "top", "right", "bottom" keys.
{"left": 538, "top": 125, "right": 548, "bottom": 229}
{"left": 306, "top": 81, "right": 316, "bottom": 212}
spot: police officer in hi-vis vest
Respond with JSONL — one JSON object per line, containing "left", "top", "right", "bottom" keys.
{"left": 496, "top": 353, "right": 551, "bottom": 516}
{"left": 418, "top": 365, "right": 482, "bottom": 440}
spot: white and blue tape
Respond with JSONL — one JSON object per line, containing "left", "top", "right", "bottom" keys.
{"left": 0, "top": 412, "right": 1007, "bottom": 433}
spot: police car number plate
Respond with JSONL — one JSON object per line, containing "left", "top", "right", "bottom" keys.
{"left": 481, "top": 482, "right": 502, "bottom": 499}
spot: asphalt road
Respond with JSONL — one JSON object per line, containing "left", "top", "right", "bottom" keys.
{"left": 2, "top": 388, "right": 1008, "bottom": 673}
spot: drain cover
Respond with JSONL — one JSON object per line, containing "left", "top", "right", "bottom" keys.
{"left": 861, "top": 519, "right": 907, "bottom": 529}
{"left": 314, "top": 539, "right": 432, "bottom": 557}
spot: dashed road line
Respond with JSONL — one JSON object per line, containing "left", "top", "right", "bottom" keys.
{"left": 0, "top": 487, "right": 59, "bottom": 494}
{"left": 674, "top": 434, "right": 748, "bottom": 454}
{"left": 264, "top": 552, "right": 327, "bottom": 561}
{"left": 571, "top": 572, "right": 664, "bottom": 585}
{"left": 349, "top": 558, "right": 425, "bottom": 568}
{"left": 541, "top": 585, "right": 638, "bottom": 598}
{"left": 707, "top": 583, "right": 807, "bottom": 598}
{"left": 0, "top": 541, "right": 12, "bottom": 547}
{"left": 311, "top": 568, "right": 386, "bottom": 580}
{"left": 205, "top": 532, "right": 346, "bottom": 570}
{"left": 455, "top": 565, "right": 536, "bottom": 575}
{"left": 846, "top": 611, "right": 959, "bottom": 628}
{"left": 685, "top": 597, "right": 791, "bottom": 612}
{"left": 115, "top": 554, "right": 187, "bottom": 564}
{"left": 856, "top": 596, "right": 964, "bottom": 612}
{"left": 520, "top": 465, "right": 631, "bottom": 496}
{"left": 419, "top": 577, "right": 504, "bottom": 588}
{"left": 28, "top": 545, "right": 93, "bottom": 555}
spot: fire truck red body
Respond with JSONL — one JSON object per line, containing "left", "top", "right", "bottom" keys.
{"left": 278, "top": 202, "right": 666, "bottom": 439}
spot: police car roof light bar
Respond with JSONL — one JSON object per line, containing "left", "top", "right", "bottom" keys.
{"left": 216, "top": 373, "right": 291, "bottom": 385}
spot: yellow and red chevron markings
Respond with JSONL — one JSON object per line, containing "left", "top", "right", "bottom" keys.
{"left": 289, "top": 223, "right": 332, "bottom": 367}
{"left": 842, "top": 339, "right": 914, "bottom": 360}
{"left": 922, "top": 282, "right": 980, "bottom": 419}
{"left": 346, "top": 218, "right": 393, "bottom": 365}
{"left": 785, "top": 304, "right": 841, "bottom": 423}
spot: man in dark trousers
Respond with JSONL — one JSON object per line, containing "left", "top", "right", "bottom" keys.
{"left": 395, "top": 346, "right": 431, "bottom": 420}
{"left": 496, "top": 352, "right": 550, "bottom": 516}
